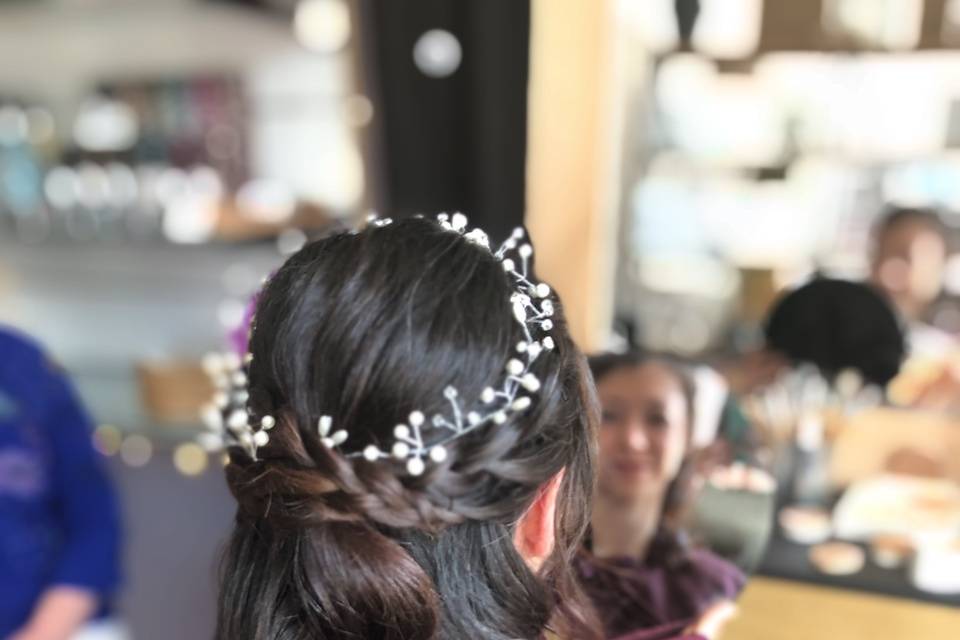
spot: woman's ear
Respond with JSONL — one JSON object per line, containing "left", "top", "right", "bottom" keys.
{"left": 514, "top": 471, "right": 564, "bottom": 571}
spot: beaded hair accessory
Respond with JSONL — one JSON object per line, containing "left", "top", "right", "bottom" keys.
{"left": 200, "top": 213, "right": 556, "bottom": 476}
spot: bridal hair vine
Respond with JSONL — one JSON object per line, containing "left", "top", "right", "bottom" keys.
{"left": 200, "top": 213, "right": 556, "bottom": 476}
{"left": 199, "top": 350, "right": 275, "bottom": 461}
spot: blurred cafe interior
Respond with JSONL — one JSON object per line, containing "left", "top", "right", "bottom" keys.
{"left": 2, "top": 0, "right": 960, "bottom": 639}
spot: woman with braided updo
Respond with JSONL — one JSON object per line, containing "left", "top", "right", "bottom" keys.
{"left": 212, "top": 215, "right": 601, "bottom": 640}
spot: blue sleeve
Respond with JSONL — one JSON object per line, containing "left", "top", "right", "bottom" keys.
{"left": 41, "top": 362, "right": 123, "bottom": 596}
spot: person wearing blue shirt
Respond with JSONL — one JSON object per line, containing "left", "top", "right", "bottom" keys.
{"left": 0, "top": 327, "right": 122, "bottom": 640}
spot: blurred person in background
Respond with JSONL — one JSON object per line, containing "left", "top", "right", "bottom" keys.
{"left": 723, "top": 206, "right": 956, "bottom": 410}
{"left": 576, "top": 351, "right": 744, "bottom": 640}
{"left": 869, "top": 206, "right": 960, "bottom": 413}
{"left": 869, "top": 205, "right": 954, "bottom": 358}
{"left": 0, "top": 327, "right": 123, "bottom": 640}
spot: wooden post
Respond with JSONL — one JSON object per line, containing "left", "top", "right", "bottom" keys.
{"left": 525, "top": 0, "right": 623, "bottom": 352}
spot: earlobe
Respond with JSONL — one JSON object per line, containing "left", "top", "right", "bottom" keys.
{"left": 514, "top": 471, "right": 564, "bottom": 571}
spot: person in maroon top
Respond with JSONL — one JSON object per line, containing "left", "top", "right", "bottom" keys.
{"left": 577, "top": 352, "right": 745, "bottom": 640}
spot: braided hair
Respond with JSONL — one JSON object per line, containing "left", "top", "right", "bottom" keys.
{"left": 216, "top": 217, "right": 600, "bottom": 640}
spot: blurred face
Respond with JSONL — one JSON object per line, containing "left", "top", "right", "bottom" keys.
{"left": 871, "top": 220, "right": 947, "bottom": 320}
{"left": 595, "top": 363, "right": 689, "bottom": 504}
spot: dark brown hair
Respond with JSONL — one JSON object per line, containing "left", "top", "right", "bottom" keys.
{"left": 216, "top": 217, "right": 600, "bottom": 640}
{"left": 873, "top": 205, "right": 947, "bottom": 249}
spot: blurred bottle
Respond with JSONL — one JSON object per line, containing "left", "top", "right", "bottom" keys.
{"left": 791, "top": 412, "right": 831, "bottom": 505}
{"left": 0, "top": 103, "right": 46, "bottom": 237}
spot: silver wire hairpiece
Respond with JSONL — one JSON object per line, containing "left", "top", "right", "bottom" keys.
{"left": 198, "top": 350, "right": 279, "bottom": 461}
{"left": 199, "top": 213, "right": 556, "bottom": 476}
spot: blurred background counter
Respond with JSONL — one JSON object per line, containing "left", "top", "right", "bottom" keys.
{"left": 724, "top": 576, "right": 960, "bottom": 640}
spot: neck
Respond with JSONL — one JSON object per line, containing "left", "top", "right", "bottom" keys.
{"left": 590, "top": 490, "right": 664, "bottom": 560}
{"left": 887, "top": 292, "right": 921, "bottom": 322}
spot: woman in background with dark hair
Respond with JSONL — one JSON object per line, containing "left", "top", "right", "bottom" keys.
{"left": 212, "top": 215, "right": 599, "bottom": 640}
{"left": 577, "top": 351, "right": 744, "bottom": 640}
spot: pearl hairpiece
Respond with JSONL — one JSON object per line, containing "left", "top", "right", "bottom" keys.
{"left": 199, "top": 352, "right": 342, "bottom": 462}
{"left": 198, "top": 351, "right": 291, "bottom": 461}
{"left": 200, "top": 213, "right": 556, "bottom": 477}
